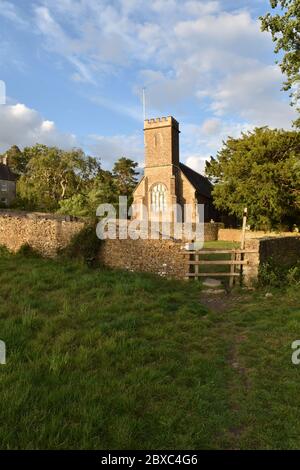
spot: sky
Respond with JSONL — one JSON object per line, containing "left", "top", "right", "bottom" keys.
{"left": 0, "top": 0, "right": 297, "bottom": 173}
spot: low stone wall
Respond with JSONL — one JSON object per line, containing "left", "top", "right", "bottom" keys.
{"left": 243, "top": 236, "right": 300, "bottom": 285}
{"left": 259, "top": 236, "right": 300, "bottom": 266}
{"left": 96, "top": 221, "right": 223, "bottom": 278}
{"left": 99, "top": 235, "right": 300, "bottom": 284}
{"left": 0, "top": 210, "right": 85, "bottom": 257}
{"left": 203, "top": 222, "right": 224, "bottom": 241}
{"left": 1, "top": 210, "right": 298, "bottom": 285}
{"left": 122, "top": 221, "right": 223, "bottom": 242}
{"left": 98, "top": 238, "right": 187, "bottom": 279}
{"left": 218, "top": 228, "right": 299, "bottom": 243}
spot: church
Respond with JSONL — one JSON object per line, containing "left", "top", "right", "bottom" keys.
{"left": 132, "top": 116, "right": 217, "bottom": 224}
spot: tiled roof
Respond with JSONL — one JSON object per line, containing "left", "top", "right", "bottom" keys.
{"left": 179, "top": 162, "right": 213, "bottom": 199}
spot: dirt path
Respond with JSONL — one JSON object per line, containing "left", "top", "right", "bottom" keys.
{"left": 200, "top": 291, "right": 249, "bottom": 314}
{"left": 200, "top": 290, "right": 252, "bottom": 448}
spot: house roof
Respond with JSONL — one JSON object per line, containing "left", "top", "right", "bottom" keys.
{"left": 0, "top": 164, "right": 17, "bottom": 182}
{"left": 179, "top": 162, "right": 213, "bottom": 199}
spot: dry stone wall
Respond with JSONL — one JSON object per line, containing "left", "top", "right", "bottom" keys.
{"left": 1, "top": 210, "right": 298, "bottom": 285}
{"left": 243, "top": 236, "right": 300, "bottom": 285}
{"left": 0, "top": 210, "right": 85, "bottom": 257}
{"left": 98, "top": 238, "right": 187, "bottom": 279}
{"left": 259, "top": 236, "right": 300, "bottom": 266}
{"left": 218, "top": 228, "right": 299, "bottom": 242}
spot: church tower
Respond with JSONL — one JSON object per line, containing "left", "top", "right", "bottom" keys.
{"left": 132, "top": 115, "right": 214, "bottom": 227}
{"left": 144, "top": 116, "right": 179, "bottom": 169}
{"left": 136, "top": 116, "right": 180, "bottom": 222}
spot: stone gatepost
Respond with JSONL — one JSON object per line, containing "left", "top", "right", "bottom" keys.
{"left": 243, "top": 238, "right": 260, "bottom": 286}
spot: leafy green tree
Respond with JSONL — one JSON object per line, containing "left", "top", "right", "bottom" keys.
{"left": 260, "top": 0, "right": 300, "bottom": 126}
{"left": 206, "top": 127, "right": 300, "bottom": 230}
{"left": 9, "top": 143, "right": 140, "bottom": 217}
{"left": 58, "top": 170, "right": 119, "bottom": 217}
{"left": 17, "top": 144, "right": 100, "bottom": 212}
{"left": 1, "top": 145, "right": 29, "bottom": 175}
{"left": 112, "top": 157, "right": 138, "bottom": 204}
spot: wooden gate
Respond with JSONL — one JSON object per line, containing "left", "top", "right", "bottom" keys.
{"left": 184, "top": 249, "right": 257, "bottom": 287}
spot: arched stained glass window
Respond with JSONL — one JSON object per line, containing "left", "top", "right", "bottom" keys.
{"left": 151, "top": 183, "right": 167, "bottom": 213}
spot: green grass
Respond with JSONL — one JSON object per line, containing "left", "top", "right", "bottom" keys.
{"left": 0, "top": 251, "right": 300, "bottom": 449}
{"left": 203, "top": 241, "right": 240, "bottom": 250}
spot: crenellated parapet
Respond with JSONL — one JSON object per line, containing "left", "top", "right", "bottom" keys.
{"left": 144, "top": 116, "right": 179, "bottom": 130}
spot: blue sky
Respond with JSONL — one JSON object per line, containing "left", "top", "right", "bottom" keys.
{"left": 0, "top": 0, "right": 297, "bottom": 172}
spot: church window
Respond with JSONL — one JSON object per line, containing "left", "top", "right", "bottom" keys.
{"left": 151, "top": 183, "right": 167, "bottom": 212}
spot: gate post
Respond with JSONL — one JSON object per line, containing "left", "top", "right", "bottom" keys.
{"left": 243, "top": 239, "right": 260, "bottom": 286}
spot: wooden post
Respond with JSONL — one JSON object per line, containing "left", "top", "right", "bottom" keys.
{"left": 229, "top": 251, "right": 235, "bottom": 288}
{"left": 185, "top": 252, "right": 191, "bottom": 280}
{"left": 195, "top": 252, "right": 199, "bottom": 281}
{"left": 240, "top": 207, "right": 248, "bottom": 281}
{"left": 241, "top": 207, "right": 248, "bottom": 250}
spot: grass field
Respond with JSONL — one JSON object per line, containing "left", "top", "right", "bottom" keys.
{"left": 203, "top": 241, "right": 240, "bottom": 250}
{"left": 0, "top": 250, "right": 300, "bottom": 449}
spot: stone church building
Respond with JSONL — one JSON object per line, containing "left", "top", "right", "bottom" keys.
{"left": 133, "top": 116, "right": 217, "bottom": 223}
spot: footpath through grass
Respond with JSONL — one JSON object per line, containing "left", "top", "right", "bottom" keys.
{"left": 0, "top": 251, "right": 300, "bottom": 449}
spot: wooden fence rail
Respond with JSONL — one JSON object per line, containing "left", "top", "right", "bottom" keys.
{"left": 185, "top": 249, "right": 255, "bottom": 287}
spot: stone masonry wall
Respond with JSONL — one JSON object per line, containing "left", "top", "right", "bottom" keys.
{"left": 1, "top": 210, "right": 298, "bottom": 285}
{"left": 218, "top": 228, "right": 299, "bottom": 242}
{"left": 98, "top": 238, "right": 187, "bottom": 279}
{"left": 243, "top": 236, "right": 300, "bottom": 285}
{"left": 144, "top": 221, "right": 223, "bottom": 241}
{"left": 0, "top": 210, "right": 85, "bottom": 257}
{"left": 259, "top": 236, "right": 300, "bottom": 266}
{"left": 203, "top": 222, "right": 223, "bottom": 241}
{"left": 99, "top": 235, "right": 300, "bottom": 284}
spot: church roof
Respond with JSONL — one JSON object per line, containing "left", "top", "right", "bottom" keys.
{"left": 0, "top": 164, "right": 17, "bottom": 182}
{"left": 179, "top": 162, "right": 213, "bottom": 199}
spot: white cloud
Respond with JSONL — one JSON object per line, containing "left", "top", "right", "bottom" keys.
{"left": 209, "top": 64, "right": 296, "bottom": 127}
{"left": 181, "top": 119, "right": 255, "bottom": 174}
{"left": 1, "top": 0, "right": 297, "bottom": 171}
{"left": 185, "top": 155, "right": 208, "bottom": 175}
{"left": 138, "top": 10, "right": 279, "bottom": 113}
{"left": 88, "top": 132, "right": 143, "bottom": 169}
{"left": 201, "top": 118, "right": 222, "bottom": 135}
{"left": 0, "top": 103, "right": 77, "bottom": 152}
{"left": 34, "top": 2, "right": 134, "bottom": 82}
{"left": 184, "top": 1, "right": 220, "bottom": 15}
{"left": 89, "top": 95, "right": 142, "bottom": 121}
{"left": 0, "top": 0, "right": 27, "bottom": 26}
{"left": 30, "top": 0, "right": 296, "bottom": 131}
{"left": 0, "top": 102, "right": 143, "bottom": 169}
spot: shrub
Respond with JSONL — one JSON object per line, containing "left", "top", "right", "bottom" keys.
{"left": 17, "top": 244, "right": 41, "bottom": 258}
{"left": 59, "top": 224, "right": 101, "bottom": 266}
{"left": 259, "top": 258, "right": 300, "bottom": 287}
{"left": 0, "top": 245, "right": 11, "bottom": 257}
{"left": 286, "top": 265, "right": 300, "bottom": 286}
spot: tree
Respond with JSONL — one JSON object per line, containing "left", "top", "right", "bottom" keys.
{"left": 1, "top": 145, "right": 29, "bottom": 175}
{"left": 260, "top": 0, "right": 300, "bottom": 126}
{"left": 17, "top": 144, "right": 100, "bottom": 211}
{"left": 112, "top": 157, "right": 138, "bottom": 203}
{"left": 205, "top": 127, "right": 300, "bottom": 230}
{"left": 9, "top": 143, "right": 140, "bottom": 217}
{"left": 58, "top": 169, "right": 119, "bottom": 217}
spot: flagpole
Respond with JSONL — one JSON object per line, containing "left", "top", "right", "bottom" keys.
{"left": 142, "top": 87, "right": 146, "bottom": 121}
